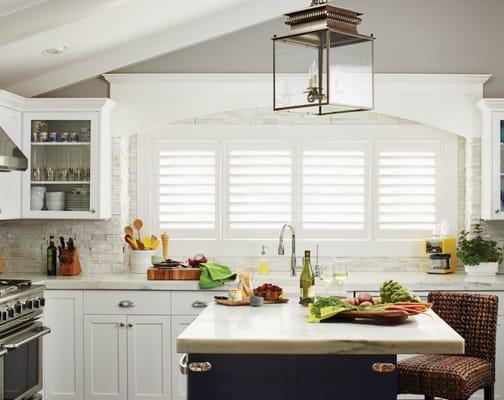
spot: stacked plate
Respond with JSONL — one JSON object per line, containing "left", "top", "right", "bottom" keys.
{"left": 66, "top": 192, "right": 90, "bottom": 211}
{"left": 46, "top": 192, "right": 65, "bottom": 211}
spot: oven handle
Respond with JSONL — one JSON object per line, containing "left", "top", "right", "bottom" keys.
{"left": 1, "top": 327, "right": 51, "bottom": 350}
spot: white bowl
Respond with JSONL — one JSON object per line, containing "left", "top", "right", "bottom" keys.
{"left": 46, "top": 192, "right": 65, "bottom": 198}
{"left": 31, "top": 186, "right": 47, "bottom": 194}
{"left": 46, "top": 202, "right": 65, "bottom": 211}
{"left": 31, "top": 200, "right": 44, "bottom": 211}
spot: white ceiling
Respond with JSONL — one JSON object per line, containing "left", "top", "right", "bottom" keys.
{"left": 0, "top": 0, "right": 306, "bottom": 97}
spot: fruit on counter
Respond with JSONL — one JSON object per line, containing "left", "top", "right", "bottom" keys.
{"left": 253, "top": 283, "right": 283, "bottom": 301}
{"left": 380, "top": 280, "right": 421, "bottom": 303}
{"left": 188, "top": 253, "right": 208, "bottom": 267}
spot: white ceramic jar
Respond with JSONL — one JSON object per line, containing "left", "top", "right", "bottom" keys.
{"left": 130, "top": 250, "right": 155, "bottom": 274}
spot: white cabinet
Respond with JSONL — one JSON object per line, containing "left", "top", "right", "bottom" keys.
{"left": 0, "top": 91, "right": 24, "bottom": 220}
{"left": 127, "top": 316, "right": 171, "bottom": 400}
{"left": 43, "top": 291, "right": 84, "bottom": 400}
{"left": 171, "top": 316, "right": 196, "bottom": 400}
{"left": 84, "top": 315, "right": 128, "bottom": 400}
{"left": 496, "top": 316, "right": 504, "bottom": 399}
{"left": 478, "top": 99, "right": 504, "bottom": 220}
{"left": 22, "top": 99, "right": 114, "bottom": 219}
{"left": 84, "top": 315, "right": 171, "bottom": 400}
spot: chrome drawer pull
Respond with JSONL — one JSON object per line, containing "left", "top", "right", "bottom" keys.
{"left": 372, "top": 363, "right": 396, "bottom": 373}
{"left": 192, "top": 300, "right": 208, "bottom": 308}
{"left": 180, "top": 354, "right": 188, "bottom": 375}
{"left": 189, "top": 361, "right": 212, "bottom": 373}
{"left": 118, "top": 300, "right": 135, "bottom": 308}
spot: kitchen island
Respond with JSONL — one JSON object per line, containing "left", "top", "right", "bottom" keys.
{"left": 177, "top": 302, "right": 464, "bottom": 400}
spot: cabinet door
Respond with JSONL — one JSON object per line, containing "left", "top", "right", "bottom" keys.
{"left": 0, "top": 105, "right": 22, "bottom": 219}
{"left": 84, "top": 315, "right": 127, "bottom": 400}
{"left": 493, "top": 112, "right": 504, "bottom": 219}
{"left": 22, "top": 112, "right": 104, "bottom": 220}
{"left": 496, "top": 316, "right": 504, "bottom": 399}
{"left": 171, "top": 316, "right": 196, "bottom": 400}
{"left": 127, "top": 316, "right": 171, "bottom": 400}
{"left": 43, "top": 291, "right": 84, "bottom": 400}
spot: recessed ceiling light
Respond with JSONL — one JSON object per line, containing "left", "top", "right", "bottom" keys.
{"left": 43, "top": 46, "right": 66, "bottom": 55}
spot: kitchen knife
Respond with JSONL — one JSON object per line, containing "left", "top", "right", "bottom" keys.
{"left": 59, "top": 236, "right": 66, "bottom": 249}
{"left": 68, "top": 237, "right": 75, "bottom": 251}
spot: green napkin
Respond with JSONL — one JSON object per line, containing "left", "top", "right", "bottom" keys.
{"left": 199, "top": 263, "right": 236, "bottom": 289}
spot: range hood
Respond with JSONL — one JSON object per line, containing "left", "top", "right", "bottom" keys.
{"left": 0, "top": 125, "right": 28, "bottom": 171}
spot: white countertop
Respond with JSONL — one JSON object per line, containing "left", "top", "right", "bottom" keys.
{"left": 1, "top": 271, "right": 503, "bottom": 292}
{"left": 176, "top": 302, "right": 465, "bottom": 355}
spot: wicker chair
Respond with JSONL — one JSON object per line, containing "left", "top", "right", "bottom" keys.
{"left": 398, "top": 292, "right": 499, "bottom": 400}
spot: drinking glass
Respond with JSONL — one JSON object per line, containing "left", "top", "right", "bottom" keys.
{"left": 332, "top": 260, "right": 348, "bottom": 295}
{"left": 318, "top": 264, "right": 334, "bottom": 297}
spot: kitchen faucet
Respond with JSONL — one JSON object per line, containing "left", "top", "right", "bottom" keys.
{"left": 278, "top": 224, "right": 297, "bottom": 277}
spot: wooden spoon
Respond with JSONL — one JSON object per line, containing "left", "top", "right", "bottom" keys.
{"left": 124, "top": 234, "right": 139, "bottom": 250}
{"left": 150, "top": 235, "right": 159, "bottom": 251}
{"left": 133, "top": 219, "right": 143, "bottom": 241}
{"left": 124, "top": 226, "right": 134, "bottom": 237}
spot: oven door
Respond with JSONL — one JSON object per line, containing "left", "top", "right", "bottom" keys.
{"left": 0, "top": 321, "right": 50, "bottom": 400}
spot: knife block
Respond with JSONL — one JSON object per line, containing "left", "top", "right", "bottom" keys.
{"left": 59, "top": 249, "right": 81, "bottom": 276}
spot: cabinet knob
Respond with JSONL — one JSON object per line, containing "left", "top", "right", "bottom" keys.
{"left": 91, "top": 208, "right": 96, "bottom": 213}
{"left": 119, "top": 322, "right": 125, "bottom": 327}
{"left": 128, "top": 323, "right": 133, "bottom": 328}
{"left": 188, "top": 361, "right": 213, "bottom": 373}
{"left": 495, "top": 209, "right": 500, "bottom": 214}
{"left": 372, "top": 363, "right": 396, "bottom": 373}
{"left": 192, "top": 300, "right": 208, "bottom": 308}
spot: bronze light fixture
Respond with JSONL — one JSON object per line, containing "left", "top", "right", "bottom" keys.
{"left": 272, "top": 1, "right": 375, "bottom": 115}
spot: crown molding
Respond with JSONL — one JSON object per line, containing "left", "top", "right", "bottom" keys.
{"left": 477, "top": 98, "right": 504, "bottom": 112}
{"left": 23, "top": 98, "right": 115, "bottom": 112}
{"left": 0, "top": 90, "right": 26, "bottom": 111}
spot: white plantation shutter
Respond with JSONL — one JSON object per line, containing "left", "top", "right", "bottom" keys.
{"left": 301, "top": 144, "right": 368, "bottom": 238}
{"left": 375, "top": 142, "right": 439, "bottom": 239}
{"left": 226, "top": 143, "right": 292, "bottom": 237}
{"left": 153, "top": 142, "right": 218, "bottom": 238}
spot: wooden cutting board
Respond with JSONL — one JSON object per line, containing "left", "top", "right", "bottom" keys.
{"left": 215, "top": 298, "right": 289, "bottom": 306}
{"left": 147, "top": 267, "right": 201, "bottom": 280}
{"left": 329, "top": 309, "right": 409, "bottom": 324}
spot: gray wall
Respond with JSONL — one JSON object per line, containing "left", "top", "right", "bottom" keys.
{"left": 40, "top": 0, "right": 504, "bottom": 98}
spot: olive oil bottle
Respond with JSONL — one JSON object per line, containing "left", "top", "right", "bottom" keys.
{"left": 47, "top": 236, "right": 57, "bottom": 276}
{"left": 299, "top": 250, "right": 315, "bottom": 305}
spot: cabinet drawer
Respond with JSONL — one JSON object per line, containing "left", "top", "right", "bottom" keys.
{"left": 172, "top": 291, "right": 226, "bottom": 315}
{"left": 83, "top": 291, "right": 171, "bottom": 315}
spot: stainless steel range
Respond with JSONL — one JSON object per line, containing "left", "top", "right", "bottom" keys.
{"left": 0, "top": 279, "right": 49, "bottom": 400}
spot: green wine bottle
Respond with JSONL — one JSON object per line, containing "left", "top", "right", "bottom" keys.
{"left": 47, "top": 236, "right": 57, "bottom": 276}
{"left": 299, "top": 250, "right": 315, "bottom": 305}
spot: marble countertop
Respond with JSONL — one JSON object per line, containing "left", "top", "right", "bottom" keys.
{"left": 1, "top": 271, "right": 503, "bottom": 292}
{"left": 176, "top": 303, "right": 465, "bottom": 355}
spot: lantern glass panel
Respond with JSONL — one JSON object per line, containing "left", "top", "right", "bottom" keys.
{"left": 274, "top": 30, "right": 328, "bottom": 110}
{"left": 329, "top": 34, "right": 373, "bottom": 110}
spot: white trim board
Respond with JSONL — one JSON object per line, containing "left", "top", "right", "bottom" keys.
{"left": 104, "top": 73, "right": 490, "bottom": 139}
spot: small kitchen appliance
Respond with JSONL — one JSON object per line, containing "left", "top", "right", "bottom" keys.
{"left": 425, "top": 224, "right": 457, "bottom": 274}
{"left": 0, "top": 279, "right": 50, "bottom": 400}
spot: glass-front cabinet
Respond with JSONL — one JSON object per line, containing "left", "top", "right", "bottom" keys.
{"left": 479, "top": 99, "right": 504, "bottom": 220}
{"left": 22, "top": 104, "right": 113, "bottom": 219}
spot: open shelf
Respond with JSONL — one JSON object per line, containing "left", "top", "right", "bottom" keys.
{"left": 31, "top": 142, "right": 90, "bottom": 146}
{"left": 31, "top": 181, "right": 90, "bottom": 185}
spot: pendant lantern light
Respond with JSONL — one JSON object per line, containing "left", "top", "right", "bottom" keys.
{"left": 272, "top": 1, "right": 375, "bottom": 114}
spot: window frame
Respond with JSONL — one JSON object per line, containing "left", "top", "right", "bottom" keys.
{"left": 137, "top": 124, "right": 458, "bottom": 258}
